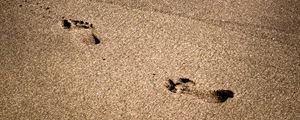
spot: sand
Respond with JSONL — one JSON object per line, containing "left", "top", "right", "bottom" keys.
{"left": 0, "top": 0, "right": 299, "bottom": 119}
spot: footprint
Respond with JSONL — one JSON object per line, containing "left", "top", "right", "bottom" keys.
{"left": 164, "top": 78, "right": 195, "bottom": 93}
{"left": 61, "top": 18, "right": 100, "bottom": 45}
{"left": 165, "top": 78, "right": 234, "bottom": 103}
{"left": 68, "top": 19, "right": 94, "bottom": 29}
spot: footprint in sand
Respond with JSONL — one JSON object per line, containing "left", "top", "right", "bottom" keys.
{"left": 61, "top": 17, "right": 100, "bottom": 45}
{"left": 165, "top": 78, "right": 234, "bottom": 103}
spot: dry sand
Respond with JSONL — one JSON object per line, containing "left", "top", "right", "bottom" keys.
{"left": 1, "top": 0, "right": 299, "bottom": 119}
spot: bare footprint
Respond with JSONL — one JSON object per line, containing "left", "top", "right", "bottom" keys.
{"left": 61, "top": 18, "right": 100, "bottom": 45}
{"left": 165, "top": 78, "right": 234, "bottom": 103}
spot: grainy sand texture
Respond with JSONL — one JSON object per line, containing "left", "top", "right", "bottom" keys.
{"left": 1, "top": 0, "right": 300, "bottom": 119}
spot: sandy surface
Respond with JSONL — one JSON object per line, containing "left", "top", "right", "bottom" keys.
{"left": 1, "top": 0, "right": 299, "bottom": 119}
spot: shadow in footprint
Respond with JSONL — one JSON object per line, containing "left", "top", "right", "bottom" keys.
{"left": 213, "top": 90, "right": 234, "bottom": 103}
{"left": 92, "top": 34, "right": 101, "bottom": 44}
{"left": 178, "top": 78, "right": 195, "bottom": 85}
{"left": 62, "top": 19, "right": 71, "bottom": 29}
{"left": 165, "top": 79, "right": 177, "bottom": 93}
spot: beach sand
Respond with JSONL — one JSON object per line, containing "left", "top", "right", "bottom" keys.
{"left": 1, "top": 0, "right": 299, "bottom": 119}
